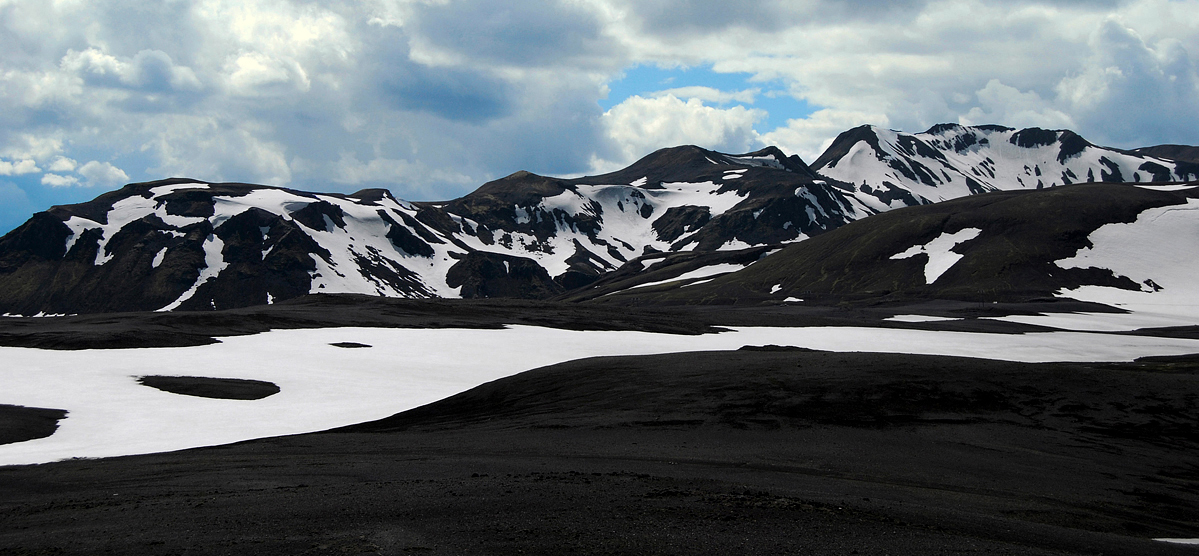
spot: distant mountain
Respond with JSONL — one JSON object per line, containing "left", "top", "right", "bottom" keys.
{"left": 2, "top": 124, "right": 1196, "bottom": 316}
{"left": 0, "top": 147, "right": 859, "bottom": 315}
{"left": 1129, "top": 144, "right": 1199, "bottom": 165}
{"left": 813, "top": 123, "right": 1199, "bottom": 212}
{"left": 594, "top": 182, "right": 1198, "bottom": 305}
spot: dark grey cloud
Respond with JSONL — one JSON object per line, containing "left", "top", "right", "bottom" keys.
{"left": 618, "top": 0, "right": 932, "bottom": 35}
{"left": 379, "top": 67, "right": 513, "bottom": 122}
{"left": 403, "top": 0, "right": 615, "bottom": 67}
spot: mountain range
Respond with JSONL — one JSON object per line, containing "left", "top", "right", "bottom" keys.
{"left": 1, "top": 123, "right": 1196, "bottom": 315}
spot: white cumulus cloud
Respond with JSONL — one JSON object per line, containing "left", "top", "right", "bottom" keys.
{"left": 41, "top": 173, "right": 79, "bottom": 187}
{"left": 0, "top": 159, "right": 41, "bottom": 176}
{"left": 593, "top": 94, "right": 764, "bottom": 172}
{"left": 77, "top": 161, "right": 130, "bottom": 187}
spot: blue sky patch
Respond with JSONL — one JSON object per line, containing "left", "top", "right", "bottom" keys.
{"left": 600, "top": 64, "right": 819, "bottom": 132}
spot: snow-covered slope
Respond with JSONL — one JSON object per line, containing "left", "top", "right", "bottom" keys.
{"left": 605, "top": 181, "right": 1199, "bottom": 322}
{"left": 0, "top": 146, "right": 864, "bottom": 314}
{"left": 813, "top": 124, "right": 1199, "bottom": 212}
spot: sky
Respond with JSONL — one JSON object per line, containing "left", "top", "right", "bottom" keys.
{"left": 1, "top": 0, "right": 1198, "bottom": 234}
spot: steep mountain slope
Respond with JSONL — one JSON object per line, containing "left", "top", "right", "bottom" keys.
{"left": 596, "top": 182, "right": 1199, "bottom": 306}
{"left": 0, "top": 146, "right": 860, "bottom": 315}
{"left": 814, "top": 124, "right": 1199, "bottom": 212}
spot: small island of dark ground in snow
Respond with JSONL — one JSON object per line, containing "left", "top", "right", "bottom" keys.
{"left": 137, "top": 375, "right": 281, "bottom": 400}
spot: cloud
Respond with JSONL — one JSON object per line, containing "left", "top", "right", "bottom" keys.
{"left": 77, "top": 161, "right": 129, "bottom": 187}
{"left": 1054, "top": 19, "right": 1199, "bottom": 147}
{"left": 760, "top": 108, "right": 891, "bottom": 162}
{"left": 960, "top": 79, "right": 1076, "bottom": 130}
{"left": 60, "top": 48, "right": 202, "bottom": 92}
{"left": 225, "top": 51, "right": 309, "bottom": 97}
{"left": 143, "top": 116, "right": 292, "bottom": 185}
{"left": 0, "top": 159, "right": 40, "bottom": 176}
{"left": 593, "top": 94, "right": 764, "bottom": 171}
{"left": 1, "top": 0, "right": 1199, "bottom": 238}
{"left": 41, "top": 173, "right": 79, "bottom": 187}
{"left": 47, "top": 156, "right": 77, "bottom": 172}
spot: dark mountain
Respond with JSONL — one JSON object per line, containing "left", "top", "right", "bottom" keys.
{"left": 2, "top": 124, "right": 1196, "bottom": 316}
{"left": 0, "top": 146, "right": 857, "bottom": 315}
{"left": 593, "top": 182, "right": 1199, "bottom": 305}
{"left": 1130, "top": 144, "right": 1199, "bottom": 165}
{"left": 814, "top": 123, "right": 1199, "bottom": 212}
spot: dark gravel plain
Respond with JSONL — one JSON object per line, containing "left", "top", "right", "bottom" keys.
{"left": 1, "top": 297, "right": 1198, "bottom": 554}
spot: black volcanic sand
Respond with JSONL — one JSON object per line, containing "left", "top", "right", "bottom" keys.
{"left": 0, "top": 405, "right": 67, "bottom": 446}
{"left": 137, "top": 375, "right": 281, "bottom": 400}
{"left": 2, "top": 350, "right": 1198, "bottom": 555}
{"left": 0, "top": 293, "right": 1171, "bottom": 351}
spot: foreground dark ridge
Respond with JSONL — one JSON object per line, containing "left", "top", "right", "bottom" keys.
{"left": 2, "top": 348, "right": 1197, "bottom": 554}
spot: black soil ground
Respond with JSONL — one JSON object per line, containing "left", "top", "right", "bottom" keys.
{"left": 0, "top": 405, "right": 67, "bottom": 446}
{"left": 0, "top": 293, "right": 1169, "bottom": 352}
{"left": 2, "top": 348, "right": 1198, "bottom": 555}
{"left": 136, "top": 375, "right": 281, "bottom": 400}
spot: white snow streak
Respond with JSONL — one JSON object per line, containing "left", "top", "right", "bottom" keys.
{"left": 890, "top": 228, "right": 982, "bottom": 284}
{"left": 158, "top": 234, "right": 228, "bottom": 311}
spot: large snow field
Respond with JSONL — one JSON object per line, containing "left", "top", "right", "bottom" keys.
{"left": 3, "top": 324, "right": 1199, "bottom": 466}
{"left": 988, "top": 199, "right": 1199, "bottom": 331}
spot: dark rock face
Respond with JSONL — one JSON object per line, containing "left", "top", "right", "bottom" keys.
{"left": 605, "top": 182, "right": 1198, "bottom": 305}
{"left": 652, "top": 206, "right": 711, "bottom": 243}
{"left": 446, "top": 251, "right": 563, "bottom": 299}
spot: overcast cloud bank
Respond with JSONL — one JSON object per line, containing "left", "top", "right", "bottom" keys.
{"left": 1, "top": 0, "right": 1197, "bottom": 233}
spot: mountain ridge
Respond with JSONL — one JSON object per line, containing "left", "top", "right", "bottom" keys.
{"left": 1, "top": 124, "right": 1197, "bottom": 315}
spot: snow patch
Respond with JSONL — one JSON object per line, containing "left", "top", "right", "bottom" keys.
{"left": 151, "top": 247, "right": 168, "bottom": 269}
{"left": 770, "top": 284, "right": 782, "bottom": 294}
{"left": 885, "top": 315, "right": 961, "bottom": 323}
{"left": 1053, "top": 199, "right": 1199, "bottom": 325}
{"left": 1135, "top": 184, "right": 1197, "bottom": 191}
{"left": 983, "top": 311, "right": 1199, "bottom": 332}
{"left": 718, "top": 238, "right": 754, "bottom": 251}
{"left": 149, "top": 181, "right": 209, "bottom": 196}
{"left": 628, "top": 263, "right": 748, "bottom": 290}
{"left": 5, "top": 324, "right": 1199, "bottom": 464}
{"left": 890, "top": 228, "right": 982, "bottom": 284}
{"left": 157, "top": 233, "right": 228, "bottom": 312}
